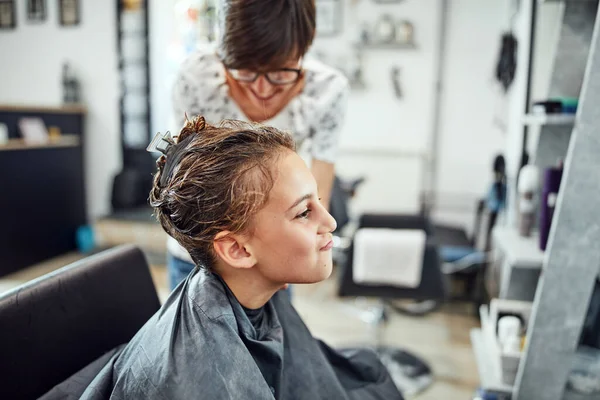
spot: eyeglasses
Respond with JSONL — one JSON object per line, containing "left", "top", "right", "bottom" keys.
{"left": 225, "top": 66, "right": 303, "bottom": 85}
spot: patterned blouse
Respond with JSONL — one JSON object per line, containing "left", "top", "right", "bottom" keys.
{"left": 171, "top": 45, "right": 350, "bottom": 164}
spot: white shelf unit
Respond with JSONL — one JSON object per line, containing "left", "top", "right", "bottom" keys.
{"left": 522, "top": 113, "right": 576, "bottom": 126}
{"left": 493, "top": 226, "right": 545, "bottom": 270}
{"left": 490, "top": 226, "right": 545, "bottom": 302}
{"left": 470, "top": 329, "right": 513, "bottom": 394}
{"left": 471, "top": 300, "right": 533, "bottom": 395}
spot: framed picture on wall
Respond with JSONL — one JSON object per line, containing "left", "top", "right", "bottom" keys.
{"left": 59, "top": 0, "right": 80, "bottom": 26}
{"left": 316, "top": 0, "right": 342, "bottom": 37}
{"left": 27, "top": 0, "right": 46, "bottom": 22}
{"left": 0, "top": 0, "right": 16, "bottom": 30}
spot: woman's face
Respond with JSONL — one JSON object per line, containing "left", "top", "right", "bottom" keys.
{"left": 227, "top": 58, "right": 304, "bottom": 115}
{"left": 246, "top": 150, "right": 337, "bottom": 285}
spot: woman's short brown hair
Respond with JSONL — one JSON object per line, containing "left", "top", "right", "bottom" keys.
{"left": 149, "top": 116, "right": 295, "bottom": 270}
{"left": 217, "top": 0, "right": 316, "bottom": 70}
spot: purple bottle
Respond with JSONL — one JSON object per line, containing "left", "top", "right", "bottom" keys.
{"left": 539, "top": 162, "right": 563, "bottom": 251}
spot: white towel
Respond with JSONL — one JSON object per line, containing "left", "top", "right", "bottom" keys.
{"left": 353, "top": 228, "right": 426, "bottom": 288}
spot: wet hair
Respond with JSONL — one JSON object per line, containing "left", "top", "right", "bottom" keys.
{"left": 217, "top": 0, "right": 316, "bottom": 70}
{"left": 149, "top": 116, "right": 295, "bottom": 270}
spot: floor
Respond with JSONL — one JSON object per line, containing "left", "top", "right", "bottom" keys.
{"left": 0, "top": 250, "right": 480, "bottom": 400}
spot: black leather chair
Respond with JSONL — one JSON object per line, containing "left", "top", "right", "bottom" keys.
{"left": 0, "top": 245, "right": 161, "bottom": 400}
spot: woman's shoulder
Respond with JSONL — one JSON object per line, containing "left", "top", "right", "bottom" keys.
{"left": 302, "top": 58, "right": 349, "bottom": 100}
{"left": 177, "top": 45, "right": 224, "bottom": 83}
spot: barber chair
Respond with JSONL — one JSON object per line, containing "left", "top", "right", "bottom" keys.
{"left": 434, "top": 200, "right": 489, "bottom": 313}
{"left": 0, "top": 245, "right": 161, "bottom": 399}
{"left": 337, "top": 213, "right": 447, "bottom": 396}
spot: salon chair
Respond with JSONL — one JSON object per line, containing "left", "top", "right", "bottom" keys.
{"left": 338, "top": 213, "right": 446, "bottom": 300}
{"left": 337, "top": 213, "right": 447, "bottom": 396}
{"left": 0, "top": 245, "right": 161, "bottom": 399}
{"left": 433, "top": 200, "right": 491, "bottom": 313}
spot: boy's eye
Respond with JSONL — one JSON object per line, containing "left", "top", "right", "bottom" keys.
{"left": 296, "top": 209, "right": 311, "bottom": 219}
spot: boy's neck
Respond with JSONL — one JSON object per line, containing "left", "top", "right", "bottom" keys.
{"left": 217, "top": 267, "right": 286, "bottom": 310}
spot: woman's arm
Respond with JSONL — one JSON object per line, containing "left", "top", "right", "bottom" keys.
{"left": 312, "top": 159, "right": 335, "bottom": 211}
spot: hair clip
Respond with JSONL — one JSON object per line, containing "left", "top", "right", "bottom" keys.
{"left": 147, "top": 131, "right": 175, "bottom": 155}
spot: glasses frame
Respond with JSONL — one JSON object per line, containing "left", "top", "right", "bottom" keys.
{"left": 224, "top": 65, "right": 303, "bottom": 86}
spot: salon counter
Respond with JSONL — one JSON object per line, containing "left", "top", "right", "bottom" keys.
{"left": 0, "top": 106, "right": 87, "bottom": 277}
{"left": 0, "top": 135, "right": 80, "bottom": 151}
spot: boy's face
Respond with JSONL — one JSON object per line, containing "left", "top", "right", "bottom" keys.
{"left": 244, "top": 150, "right": 337, "bottom": 285}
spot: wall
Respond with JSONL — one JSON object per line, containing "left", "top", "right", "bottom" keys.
{"left": 0, "top": 0, "right": 120, "bottom": 219}
{"left": 313, "top": 0, "right": 511, "bottom": 226}
{"left": 433, "top": 0, "right": 508, "bottom": 228}
{"left": 149, "top": 0, "right": 174, "bottom": 143}
{"left": 312, "top": 0, "right": 440, "bottom": 214}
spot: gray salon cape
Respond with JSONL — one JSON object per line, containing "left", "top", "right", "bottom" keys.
{"left": 80, "top": 269, "right": 403, "bottom": 400}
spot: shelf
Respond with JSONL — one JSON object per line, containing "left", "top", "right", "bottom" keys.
{"left": 0, "top": 135, "right": 81, "bottom": 151}
{"left": 493, "top": 226, "right": 545, "bottom": 269}
{"left": 538, "top": 0, "right": 597, "bottom": 3}
{"left": 353, "top": 42, "right": 417, "bottom": 50}
{"left": 470, "top": 328, "right": 514, "bottom": 394}
{"left": 338, "top": 144, "right": 427, "bottom": 158}
{"left": 0, "top": 104, "right": 87, "bottom": 115}
{"left": 522, "top": 113, "right": 576, "bottom": 126}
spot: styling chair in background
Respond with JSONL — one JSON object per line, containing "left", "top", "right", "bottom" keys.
{"left": 337, "top": 213, "right": 448, "bottom": 396}
{"left": 0, "top": 245, "right": 160, "bottom": 400}
{"left": 428, "top": 155, "right": 506, "bottom": 313}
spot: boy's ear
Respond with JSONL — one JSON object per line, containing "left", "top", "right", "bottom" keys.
{"left": 213, "top": 231, "right": 256, "bottom": 269}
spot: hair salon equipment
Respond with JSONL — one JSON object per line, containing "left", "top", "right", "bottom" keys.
{"left": 62, "top": 62, "right": 81, "bottom": 104}
{"left": 517, "top": 165, "right": 539, "bottom": 237}
{"left": 395, "top": 20, "right": 414, "bottom": 44}
{"left": 486, "top": 155, "right": 506, "bottom": 247}
{"left": 531, "top": 100, "right": 562, "bottom": 114}
{"left": 497, "top": 315, "right": 522, "bottom": 353}
{"left": 391, "top": 67, "right": 402, "bottom": 99}
{"left": 532, "top": 97, "right": 578, "bottom": 115}
{"left": 472, "top": 388, "right": 512, "bottom": 400}
{"left": 374, "top": 14, "right": 396, "bottom": 43}
{"left": 489, "top": 155, "right": 507, "bottom": 213}
{"left": 359, "top": 15, "right": 416, "bottom": 47}
{"left": 359, "top": 22, "right": 370, "bottom": 44}
{"left": 495, "top": 33, "right": 518, "bottom": 92}
{"left": 432, "top": 155, "right": 510, "bottom": 312}
{"left": 539, "top": 161, "right": 563, "bottom": 251}
{"left": 0, "top": 123, "right": 8, "bottom": 144}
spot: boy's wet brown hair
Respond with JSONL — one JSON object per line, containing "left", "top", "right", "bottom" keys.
{"left": 149, "top": 116, "right": 295, "bottom": 270}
